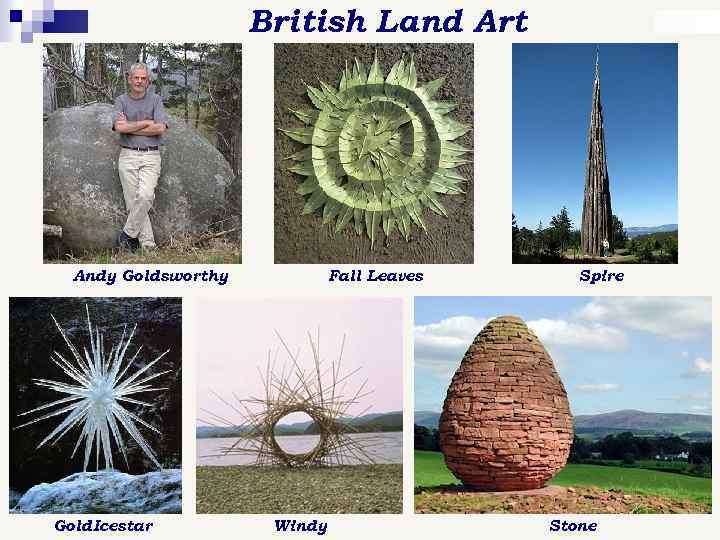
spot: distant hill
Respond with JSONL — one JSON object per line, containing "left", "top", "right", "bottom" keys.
{"left": 197, "top": 411, "right": 402, "bottom": 438}
{"left": 196, "top": 425, "right": 246, "bottom": 438}
{"left": 414, "top": 411, "right": 441, "bottom": 429}
{"left": 303, "top": 412, "right": 403, "bottom": 434}
{"left": 574, "top": 410, "right": 710, "bottom": 435}
{"left": 413, "top": 409, "right": 711, "bottom": 436}
{"left": 356, "top": 412, "right": 403, "bottom": 431}
{"left": 282, "top": 412, "right": 398, "bottom": 432}
{"left": 625, "top": 224, "right": 677, "bottom": 238}
{"left": 630, "top": 230, "right": 678, "bottom": 244}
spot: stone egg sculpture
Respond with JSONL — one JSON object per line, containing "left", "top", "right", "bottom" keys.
{"left": 439, "top": 315, "right": 573, "bottom": 491}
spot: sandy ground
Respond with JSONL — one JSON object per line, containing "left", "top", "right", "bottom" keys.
{"left": 415, "top": 485, "right": 710, "bottom": 514}
{"left": 274, "top": 43, "right": 474, "bottom": 263}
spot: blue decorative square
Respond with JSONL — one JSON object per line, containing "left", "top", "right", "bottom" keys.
{"left": 10, "top": 10, "right": 22, "bottom": 23}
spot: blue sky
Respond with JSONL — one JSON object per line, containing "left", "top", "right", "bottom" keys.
{"left": 415, "top": 297, "right": 711, "bottom": 416}
{"left": 512, "top": 44, "right": 678, "bottom": 230}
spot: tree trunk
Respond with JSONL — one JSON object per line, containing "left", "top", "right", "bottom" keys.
{"left": 212, "top": 44, "right": 242, "bottom": 175}
{"left": 194, "top": 51, "right": 204, "bottom": 130}
{"left": 47, "top": 43, "right": 74, "bottom": 108}
{"left": 155, "top": 47, "right": 164, "bottom": 96}
{"left": 83, "top": 43, "right": 107, "bottom": 93}
{"left": 183, "top": 46, "right": 189, "bottom": 123}
{"left": 119, "top": 43, "right": 142, "bottom": 93}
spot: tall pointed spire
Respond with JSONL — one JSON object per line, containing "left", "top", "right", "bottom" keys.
{"left": 581, "top": 46, "right": 613, "bottom": 256}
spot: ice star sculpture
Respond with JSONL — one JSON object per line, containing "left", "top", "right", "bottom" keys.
{"left": 17, "top": 305, "right": 170, "bottom": 471}
{"left": 281, "top": 53, "right": 471, "bottom": 247}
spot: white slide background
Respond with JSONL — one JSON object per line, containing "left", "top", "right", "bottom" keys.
{"left": 0, "top": 0, "right": 718, "bottom": 538}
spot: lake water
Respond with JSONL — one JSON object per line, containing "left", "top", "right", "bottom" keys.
{"left": 197, "top": 432, "right": 402, "bottom": 466}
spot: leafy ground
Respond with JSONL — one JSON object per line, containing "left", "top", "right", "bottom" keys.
{"left": 514, "top": 247, "right": 677, "bottom": 264}
{"left": 46, "top": 239, "right": 240, "bottom": 264}
{"left": 514, "top": 249, "right": 636, "bottom": 264}
{"left": 414, "top": 451, "right": 710, "bottom": 513}
{"left": 197, "top": 464, "right": 402, "bottom": 513}
{"left": 562, "top": 248, "right": 638, "bottom": 263}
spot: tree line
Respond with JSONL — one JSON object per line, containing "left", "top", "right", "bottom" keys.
{"left": 512, "top": 207, "right": 626, "bottom": 262}
{"left": 569, "top": 432, "right": 710, "bottom": 463}
{"left": 416, "top": 425, "right": 710, "bottom": 475}
{"left": 512, "top": 208, "right": 677, "bottom": 263}
{"left": 44, "top": 43, "right": 241, "bottom": 176}
{"left": 623, "top": 233, "right": 678, "bottom": 263}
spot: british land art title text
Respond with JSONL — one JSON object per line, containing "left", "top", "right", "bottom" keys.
{"left": 250, "top": 9, "right": 529, "bottom": 33}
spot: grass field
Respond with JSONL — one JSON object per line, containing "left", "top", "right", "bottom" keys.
{"left": 197, "top": 464, "right": 402, "bottom": 513}
{"left": 415, "top": 451, "right": 711, "bottom": 505}
{"left": 46, "top": 239, "right": 240, "bottom": 264}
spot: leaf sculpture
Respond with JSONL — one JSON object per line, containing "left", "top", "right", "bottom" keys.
{"left": 281, "top": 53, "right": 471, "bottom": 247}
{"left": 16, "top": 305, "right": 170, "bottom": 471}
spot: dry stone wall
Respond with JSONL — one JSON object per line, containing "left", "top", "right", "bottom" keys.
{"left": 439, "top": 315, "right": 573, "bottom": 491}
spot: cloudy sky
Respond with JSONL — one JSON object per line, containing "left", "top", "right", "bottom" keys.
{"left": 415, "top": 297, "right": 711, "bottom": 416}
{"left": 197, "top": 298, "right": 403, "bottom": 425}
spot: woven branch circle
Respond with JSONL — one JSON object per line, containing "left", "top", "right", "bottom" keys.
{"left": 282, "top": 53, "right": 471, "bottom": 247}
{"left": 267, "top": 405, "right": 330, "bottom": 467}
{"left": 201, "top": 331, "right": 383, "bottom": 468}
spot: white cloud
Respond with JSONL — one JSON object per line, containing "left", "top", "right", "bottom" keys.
{"left": 692, "top": 357, "right": 712, "bottom": 373}
{"left": 681, "top": 357, "right": 712, "bottom": 378}
{"left": 415, "top": 315, "right": 626, "bottom": 377}
{"left": 577, "top": 297, "right": 711, "bottom": 340}
{"left": 414, "top": 316, "right": 489, "bottom": 372}
{"left": 529, "top": 319, "right": 627, "bottom": 351}
{"left": 575, "top": 383, "right": 621, "bottom": 392}
{"left": 660, "top": 391, "right": 710, "bottom": 402}
{"left": 687, "top": 405, "right": 711, "bottom": 413}
{"left": 658, "top": 392, "right": 711, "bottom": 415}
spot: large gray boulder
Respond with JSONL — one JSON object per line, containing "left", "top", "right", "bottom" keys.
{"left": 13, "top": 469, "right": 181, "bottom": 514}
{"left": 44, "top": 103, "right": 234, "bottom": 251}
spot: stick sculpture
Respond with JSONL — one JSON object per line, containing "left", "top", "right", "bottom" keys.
{"left": 200, "top": 330, "right": 382, "bottom": 467}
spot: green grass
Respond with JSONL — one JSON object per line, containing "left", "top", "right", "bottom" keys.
{"left": 414, "top": 451, "right": 711, "bottom": 505}
{"left": 415, "top": 450, "right": 460, "bottom": 487}
{"left": 197, "top": 464, "right": 402, "bottom": 514}
{"left": 575, "top": 458, "right": 708, "bottom": 477}
{"left": 551, "top": 464, "right": 711, "bottom": 504}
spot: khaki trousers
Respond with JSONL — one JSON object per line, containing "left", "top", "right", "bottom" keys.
{"left": 118, "top": 148, "right": 161, "bottom": 247}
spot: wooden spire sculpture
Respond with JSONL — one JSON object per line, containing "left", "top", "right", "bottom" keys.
{"left": 439, "top": 316, "right": 573, "bottom": 491}
{"left": 580, "top": 48, "right": 613, "bottom": 256}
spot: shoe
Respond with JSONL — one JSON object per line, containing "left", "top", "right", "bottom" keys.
{"left": 117, "top": 230, "right": 137, "bottom": 251}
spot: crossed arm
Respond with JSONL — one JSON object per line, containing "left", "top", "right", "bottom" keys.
{"left": 114, "top": 112, "right": 167, "bottom": 136}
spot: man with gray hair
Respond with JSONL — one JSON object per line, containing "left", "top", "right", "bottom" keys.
{"left": 112, "top": 62, "right": 168, "bottom": 250}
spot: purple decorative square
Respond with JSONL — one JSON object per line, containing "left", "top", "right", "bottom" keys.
{"left": 9, "top": 10, "right": 22, "bottom": 23}
{"left": 32, "top": 9, "right": 53, "bottom": 23}
{"left": 21, "top": 32, "right": 32, "bottom": 43}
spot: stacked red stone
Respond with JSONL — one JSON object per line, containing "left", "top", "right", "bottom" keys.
{"left": 439, "top": 315, "right": 573, "bottom": 491}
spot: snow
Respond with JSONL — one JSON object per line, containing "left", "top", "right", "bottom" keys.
{"left": 13, "top": 469, "right": 181, "bottom": 514}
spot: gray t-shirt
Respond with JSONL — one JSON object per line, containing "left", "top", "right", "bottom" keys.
{"left": 112, "top": 91, "right": 169, "bottom": 148}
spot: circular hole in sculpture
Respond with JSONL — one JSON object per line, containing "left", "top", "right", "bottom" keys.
{"left": 273, "top": 411, "right": 322, "bottom": 456}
